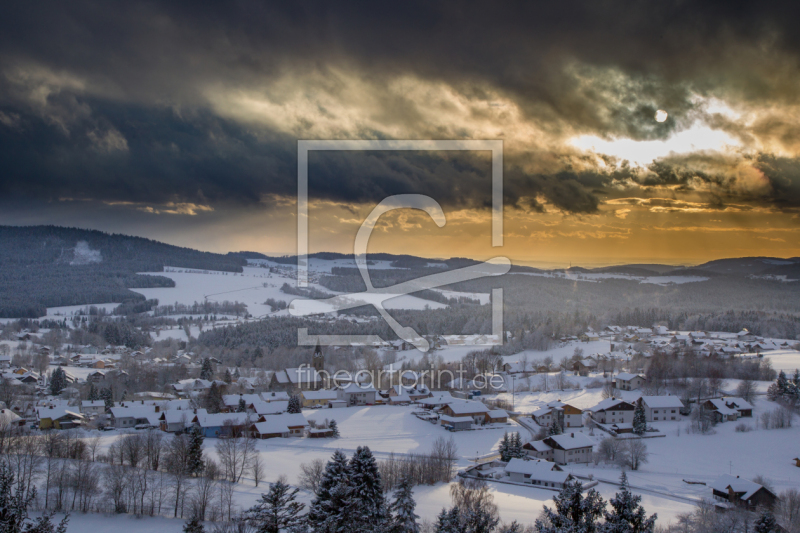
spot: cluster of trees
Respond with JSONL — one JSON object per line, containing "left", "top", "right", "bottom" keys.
{"left": 498, "top": 432, "right": 525, "bottom": 462}
{"left": 0, "top": 420, "right": 266, "bottom": 524}
{"left": 767, "top": 370, "right": 800, "bottom": 407}
{"left": 594, "top": 438, "right": 649, "bottom": 471}
{"left": 150, "top": 301, "right": 248, "bottom": 318}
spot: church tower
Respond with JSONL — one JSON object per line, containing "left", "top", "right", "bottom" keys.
{"left": 312, "top": 340, "right": 324, "bottom": 372}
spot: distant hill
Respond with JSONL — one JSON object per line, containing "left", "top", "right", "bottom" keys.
{"left": 0, "top": 226, "right": 246, "bottom": 318}
{"left": 691, "top": 256, "right": 799, "bottom": 275}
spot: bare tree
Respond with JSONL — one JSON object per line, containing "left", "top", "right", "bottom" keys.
{"left": 597, "top": 437, "right": 623, "bottom": 464}
{"left": 776, "top": 488, "right": 800, "bottom": 533}
{"left": 298, "top": 458, "right": 326, "bottom": 493}
{"left": 736, "top": 379, "right": 756, "bottom": 404}
{"left": 215, "top": 433, "right": 255, "bottom": 483}
{"left": 620, "top": 439, "right": 648, "bottom": 471}
{"left": 250, "top": 452, "right": 265, "bottom": 487}
{"left": 601, "top": 379, "right": 615, "bottom": 399}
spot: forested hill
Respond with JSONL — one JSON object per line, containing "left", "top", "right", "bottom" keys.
{"left": 0, "top": 225, "right": 246, "bottom": 318}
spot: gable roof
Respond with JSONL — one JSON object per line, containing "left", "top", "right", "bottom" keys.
{"left": 615, "top": 372, "right": 644, "bottom": 381}
{"left": 443, "top": 401, "right": 489, "bottom": 415}
{"left": 588, "top": 398, "right": 635, "bottom": 413}
{"left": 544, "top": 432, "right": 595, "bottom": 450}
{"left": 504, "top": 458, "right": 570, "bottom": 483}
{"left": 710, "top": 474, "right": 773, "bottom": 500}
{"left": 641, "top": 396, "right": 684, "bottom": 409}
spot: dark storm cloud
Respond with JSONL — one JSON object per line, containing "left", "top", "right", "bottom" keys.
{"left": 3, "top": 1, "right": 800, "bottom": 213}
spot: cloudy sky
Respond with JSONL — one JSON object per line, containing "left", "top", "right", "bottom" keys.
{"left": 2, "top": 2, "right": 800, "bottom": 266}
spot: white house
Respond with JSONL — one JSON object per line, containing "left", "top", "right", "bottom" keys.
{"left": 541, "top": 432, "right": 594, "bottom": 465}
{"left": 587, "top": 398, "right": 636, "bottom": 425}
{"left": 80, "top": 400, "right": 105, "bottom": 417}
{"left": 614, "top": 372, "right": 646, "bottom": 391}
{"left": 640, "top": 396, "right": 684, "bottom": 422}
{"left": 504, "top": 458, "right": 572, "bottom": 488}
{"left": 336, "top": 383, "right": 377, "bottom": 406}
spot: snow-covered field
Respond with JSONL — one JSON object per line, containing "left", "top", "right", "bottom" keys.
{"left": 763, "top": 349, "right": 800, "bottom": 372}
{"left": 76, "top": 397, "right": 800, "bottom": 529}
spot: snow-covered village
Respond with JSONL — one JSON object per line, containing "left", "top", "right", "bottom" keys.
{"left": 4, "top": 3, "right": 800, "bottom": 533}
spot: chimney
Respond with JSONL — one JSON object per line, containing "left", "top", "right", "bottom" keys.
{"left": 571, "top": 433, "right": 574, "bottom": 438}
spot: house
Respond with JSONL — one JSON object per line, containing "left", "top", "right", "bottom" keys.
{"left": 710, "top": 474, "right": 777, "bottom": 510}
{"left": 37, "top": 407, "right": 85, "bottom": 430}
{"left": 159, "top": 409, "right": 195, "bottom": 433}
{"left": 572, "top": 358, "right": 598, "bottom": 374}
{"left": 270, "top": 367, "right": 323, "bottom": 392}
{"left": 336, "top": 383, "right": 377, "bottom": 406}
{"left": 80, "top": 400, "right": 106, "bottom": 417}
{"left": 251, "top": 400, "right": 289, "bottom": 416}
{"left": 300, "top": 390, "right": 338, "bottom": 408}
{"left": 522, "top": 440, "right": 554, "bottom": 461}
{"left": 261, "top": 391, "right": 291, "bottom": 402}
{"left": 703, "top": 397, "right": 754, "bottom": 423}
{"left": 531, "top": 400, "right": 583, "bottom": 429}
{"left": 439, "top": 415, "right": 473, "bottom": 431}
{"left": 416, "top": 392, "right": 455, "bottom": 409}
{"left": 485, "top": 409, "right": 508, "bottom": 424}
{"left": 439, "top": 401, "right": 490, "bottom": 424}
{"left": 640, "top": 396, "right": 683, "bottom": 422}
{"left": 587, "top": 398, "right": 636, "bottom": 425}
{"left": 109, "top": 405, "right": 161, "bottom": 428}
{"left": 614, "top": 373, "right": 646, "bottom": 391}
{"left": 249, "top": 413, "right": 308, "bottom": 439}
{"left": 542, "top": 433, "right": 594, "bottom": 465}
{"left": 193, "top": 412, "right": 252, "bottom": 438}
{"left": 0, "top": 409, "right": 25, "bottom": 428}
{"left": 222, "top": 394, "right": 262, "bottom": 412}
{"left": 504, "top": 458, "right": 572, "bottom": 488}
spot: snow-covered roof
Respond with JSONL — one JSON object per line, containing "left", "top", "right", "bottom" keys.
{"left": 301, "top": 390, "right": 338, "bottom": 401}
{"left": 532, "top": 407, "right": 552, "bottom": 417}
{"left": 444, "top": 401, "right": 489, "bottom": 415}
{"left": 252, "top": 400, "right": 288, "bottom": 415}
{"left": 641, "top": 396, "right": 684, "bottom": 409}
{"left": 504, "top": 458, "right": 570, "bottom": 483}
{"left": 337, "top": 383, "right": 377, "bottom": 393}
{"left": 588, "top": 398, "right": 634, "bottom": 412}
{"left": 710, "top": 474, "right": 769, "bottom": 500}
{"left": 251, "top": 413, "right": 308, "bottom": 435}
{"left": 261, "top": 391, "right": 290, "bottom": 402}
{"left": 545, "top": 432, "right": 594, "bottom": 450}
{"left": 487, "top": 409, "right": 508, "bottom": 418}
{"left": 524, "top": 440, "right": 552, "bottom": 452}
{"left": 615, "top": 372, "right": 644, "bottom": 382}
{"left": 223, "top": 394, "right": 261, "bottom": 407}
{"left": 81, "top": 400, "right": 105, "bottom": 407}
{"left": 194, "top": 412, "right": 251, "bottom": 428}
{"left": 0, "top": 409, "right": 21, "bottom": 424}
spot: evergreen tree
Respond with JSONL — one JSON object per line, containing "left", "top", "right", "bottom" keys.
{"left": 101, "top": 387, "right": 114, "bottom": 413}
{"left": 307, "top": 450, "right": 350, "bottom": 530}
{"left": 120, "top": 389, "right": 127, "bottom": 402}
{"left": 200, "top": 358, "right": 213, "bottom": 381}
{"left": 435, "top": 507, "right": 461, "bottom": 533}
{"left": 535, "top": 481, "right": 606, "bottom": 533}
{"left": 187, "top": 425, "right": 205, "bottom": 476}
{"left": 0, "top": 462, "right": 70, "bottom": 533}
{"left": 633, "top": 399, "right": 647, "bottom": 436}
{"left": 753, "top": 509, "right": 779, "bottom": 533}
{"left": 245, "top": 479, "right": 305, "bottom": 533}
{"left": 348, "top": 446, "right": 388, "bottom": 532}
{"left": 464, "top": 506, "right": 500, "bottom": 533}
{"left": 87, "top": 383, "right": 99, "bottom": 402}
{"left": 224, "top": 368, "right": 233, "bottom": 384}
{"left": 203, "top": 382, "right": 223, "bottom": 413}
{"left": 548, "top": 421, "right": 562, "bottom": 436}
{"left": 499, "top": 521, "right": 523, "bottom": 533}
{"left": 183, "top": 516, "right": 205, "bottom": 533}
{"left": 601, "top": 472, "right": 656, "bottom": 533}
{"left": 49, "top": 367, "right": 65, "bottom": 396}
{"left": 237, "top": 397, "right": 247, "bottom": 413}
{"left": 499, "top": 432, "right": 511, "bottom": 462}
{"left": 389, "top": 477, "right": 419, "bottom": 533}
{"left": 511, "top": 432, "right": 524, "bottom": 459}
{"left": 329, "top": 419, "right": 340, "bottom": 438}
{"left": 287, "top": 395, "right": 302, "bottom": 414}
